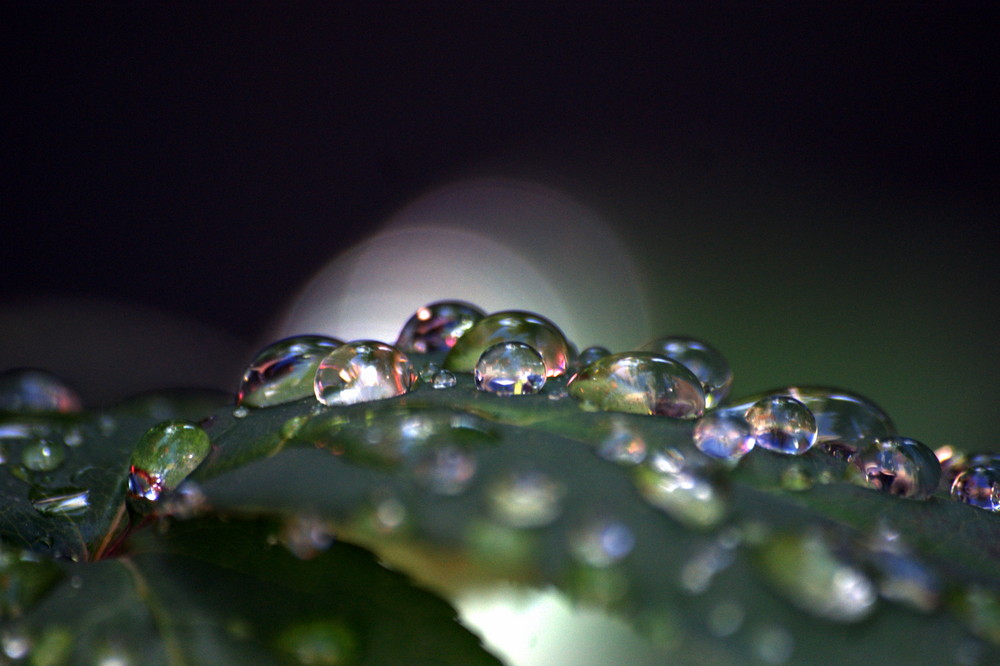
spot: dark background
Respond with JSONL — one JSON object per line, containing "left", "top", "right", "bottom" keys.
{"left": 2, "top": 4, "right": 998, "bottom": 450}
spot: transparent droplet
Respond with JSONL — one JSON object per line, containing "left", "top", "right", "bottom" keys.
{"left": 273, "top": 618, "right": 359, "bottom": 666}
{"left": 567, "top": 352, "right": 705, "bottom": 418}
{"left": 443, "top": 310, "right": 571, "bottom": 377}
{"left": 756, "top": 532, "right": 877, "bottom": 622}
{"left": 413, "top": 446, "right": 477, "bottom": 495}
{"left": 486, "top": 469, "right": 565, "bottom": 528}
{"left": 951, "top": 454, "right": 1000, "bottom": 511}
{"left": 127, "top": 420, "right": 212, "bottom": 502}
{"left": 635, "top": 448, "right": 727, "bottom": 528}
{"left": 569, "top": 518, "right": 635, "bottom": 567}
{"left": 395, "top": 301, "right": 485, "bottom": 353}
{"left": 474, "top": 342, "right": 546, "bottom": 396}
{"left": 313, "top": 341, "right": 416, "bottom": 407}
{"left": 693, "top": 412, "right": 754, "bottom": 461}
{"left": 849, "top": 436, "right": 941, "bottom": 500}
{"left": 232, "top": 406, "right": 249, "bottom": 419}
{"left": 237, "top": 335, "right": 344, "bottom": 408}
{"left": 596, "top": 418, "right": 647, "bottom": 465}
{"left": 30, "top": 488, "right": 90, "bottom": 516}
{"left": 639, "top": 336, "right": 732, "bottom": 408}
{"left": 0, "top": 368, "right": 82, "bottom": 414}
{"left": 575, "top": 345, "right": 611, "bottom": 369}
{"left": 280, "top": 514, "right": 335, "bottom": 560}
{"left": 431, "top": 369, "right": 457, "bottom": 389}
{"left": 21, "top": 439, "right": 67, "bottom": 472}
{"left": 745, "top": 396, "right": 817, "bottom": 455}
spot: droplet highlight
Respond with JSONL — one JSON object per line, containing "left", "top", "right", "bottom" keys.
{"left": 21, "top": 439, "right": 66, "bottom": 472}
{"left": 951, "top": 453, "right": 1000, "bottom": 511}
{"left": 314, "top": 341, "right": 416, "bottom": 407}
{"left": 443, "top": 310, "right": 571, "bottom": 377}
{"left": 745, "top": 396, "right": 817, "bottom": 455}
{"left": 849, "top": 436, "right": 941, "bottom": 500}
{"left": 474, "top": 342, "right": 546, "bottom": 396}
{"left": 567, "top": 352, "right": 705, "bottom": 418}
{"left": 237, "top": 335, "right": 343, "bottom": 408}
{"left": 395, "top": 301, "right": 485, "bottom": 353}
{"left": 431, "top": 369, "right": 457, "bottom": 389}
{"left": 127, "top": 420, "right": 212, "bottom": 502}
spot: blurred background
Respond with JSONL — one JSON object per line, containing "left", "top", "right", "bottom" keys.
{"left": 2, "top": 4, "right": 998, "bottom": 453}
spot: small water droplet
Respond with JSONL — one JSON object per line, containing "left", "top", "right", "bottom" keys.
{"left": 639, "top": 336, "right": 733, "bottom": 409}
{"left": 430, "top": 369, "right": 457, "bottom": 389}
{"left": 693, "top": 412, "right": 754, "bottom": 461}
{"left": 567, "top": 352, "right": 705, "bottom": 418}
{"left": 232, "top": 406, "right": 249, "bottom": 419}
{"left": 396, "top": 301, "right": 485, "bottom": 353}
{"left": 30, "top": 488, "right": 90, "bottom": 516}
{"left": 127, "top": 420, "right": 211, "bottom": 502}
{"left": 236, "top": 335, "right": 344, "bottom": 408}
{"left": 570, "top": 518, "right": 635, "bottom": 567}
{"left": 596, "top": 418, "right": 647, "bottom": 465}
{"left": 757, "top": 532, "right": 877, "bottom": 622}
{"left": 574, "top": 345, "right": 611, "bottom": 369}
{"left": 314, "top": 341, "right": 416, "bottom": 406}
{"left": 443, "top": 310, "right": 571, "bottom": 377}
{"left": 849, "top": 436, "right": 941, "bottom": 500}
{"left": 486, "top": 469, "right": 565, "bottom": 528}
{"left": 280, "top": 514, "right": 335, "bottom": 560}
{"left": 707, "top": 601, "right": 745, "bottom": 638}
{"left": 951, "top": 454, "right": 1000, "bottom": 511}
{"left": 63, "top": 427, "right": 83, "bottom": 448}
{"left": 745, "top": 396, "right": 817, "bottom": 455}
{"left": 474, "top": 342, "right": 546, "bottom": 396}
{"left": 0, "top": 368, "right": 82, "bottom": 414}
{"left": 413, "top": 446, "right": 477, "bottom": 495}
{"left": 635, "top": 448, "right": 727, "bottom": 528}
{"left": 273, "top": 618, "right": 359, "bottom": 666}
{"left": 21, "top": 439, "right": 67, "bottom": 472}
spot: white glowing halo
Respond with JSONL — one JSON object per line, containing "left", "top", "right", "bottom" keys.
{"left": 273, "top": 179, "right": 651, "bottom": 352}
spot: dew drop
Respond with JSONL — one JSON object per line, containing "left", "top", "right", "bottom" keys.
{"left": 639, "top": 336, "right": 733, "bottom": 409}
{"left": 745, "top": 396, "right": 817, "bottom": 455}
{"left": 413, "top": 446, "right": 477, "bottom": 495}
{"left": 0, "top": 368, "right": 82, "bottom": 414}
{"left": 431, "top": 369, "right": 457, "bottom": 389}
{"left": 273, "top": 618, "right": 359, "bottom": 666}
{"left": 127, "top": 420, "right": 211, "bottom": 502}
{"left": 596, "top": 418, "right": 647, "bottom": 465}
{"left": 951, "top": 454, "right": 1000, "bottom": 511}
{"left": 486, "top": 469, "right": 565, "bottom": 528}
{"left": 236, "top": 335, "right": 344, "bottom": 408}
{"left": 693, "top": 412, "right": 754, "bottom": 461}
{"left": 21, "top": 439, "right": 67, "bottom": 472}
{"left": 569, "top": 518, "right": 636, "bottom": 567}
{"left": 849, "top": 436, "right": 941, "bottom": 500}
{"left": 395, "top": 301, "right": 485, "bottom": 353}
{"left": 443, "top": 310, "right": 571, "bottom": 377}
{"left": 30, "top": 488, "right": 90, "bottom": 516}
{"left": 232, "top": 406, "right": 249, "bottom": 419}
{"left": 575, "top": 345, "right": 611, "bottom": 369}
{"left": 314, "top": 341, "right": 416, "bottom": 407}
{"left": 634, "top": 448, "right": 727, "bottom": 528}
{"left": 567, "top": 352, "right": 705, "bottom": 418}
{"left": 474, "top": 342, "right": 546, "bottom": 396}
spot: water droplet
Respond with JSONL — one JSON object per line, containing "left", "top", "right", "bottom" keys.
{"left": 575, "top": 345, "right": 611, "bottom": 369}
{"left": 951, "top": 454, "right": 1000, "bottom": 511}
{"left": 596, "top": 418, "right": 647, "bottom": 465}
{"left": 866, "top": 528, "right": 941, "bottom": 612}
{"left": 849, "top": 436, "right": 941, "bottom": 500}
{"left": 63, "top": 427, "right": 83, "bottom": 448}
{"left": 431, "top": 369, "right": 457, "bottom": 389}
{"left": 693, "top": 412, "right": 754, "bottom": 461}
{"left": 127, "top": 420, "right": 211, "bottom": 502}
{"left": 486, "top": 469, "right": 565, "bottom": 528}
{"left": 232, "top": 406, "right": 249, "bottom": 419}
{"left": 0, "top": 368, "right": 82, "bottom": 414}
{"left": 280, "top": 514, "right": 335, "bottom": 560}
{"left": 745, "top": 396, "right": 817, "bottom": 455}
{"left": 1, "top": 627, "right": 31, "bottom": 660}
{"left": 474, "top": 342, "right": 546, "bottom": 396}
{"left": 21, "top": 439, "right": 67, "bottom": 472}
{"left": 273, "top": 618, "right": 359, "bottom": 666}
{"left": 570, "top": 518, "right": 635, "bottom": 567}
{"left": 707, "top": 601, "right": 745, "bottom": 637}
{"left": 567, "top": 352, "right": 705, "bottom": 418}
{"left": 753, "top": 625, "right": 795, "bottom": 665}
{"left": 30, "top": 488, "right": 90, "bottom": 516}
{"left": 443, "top": 310, "right": 571, "bottom": 377}
{"left": 634, "top": 448, "right": 727, "bottom": 528}
{"left": 756, "top": 532, "right": 877, "bottom": 622}
{"left": 395, "top": 301, "right": 485, "bottom": 353}
{"left": 236, "top": 335, "right": 344, "bottom": 408}
{"left": 314, "top": 341, "right": 416, "bottom": 407}
{"left": 639, "top": 336, "right": 732, "bottom": 408}
{"left": 413, "top": 446, "right": 477, "bottom": 495}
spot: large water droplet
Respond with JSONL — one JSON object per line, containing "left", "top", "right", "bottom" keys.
{"left": 127, "top": 420, "right": 211, "bottom": 502}
{"left": 21, "top": 439, "right": 67, "bottom": 472}
{"left": 951, "top": 454, "right": 1000, "bottom": 511}
{"left": 849, "top": 436, "right": 941, "bottom": 500}
{"left": 745, "top": 396, "right": 817, "bottom": 455}
{"left": 273, "top": 618, "right": 359, "bottom": 666}
{"left": 395, "top": 301, "right": 485, "bottom": 353}
{"left": 474, "top": 342, "right": 546, "bottom": 396}
{"left": 486, "top": 469, "right": 565, "bottom": 528}
{"left": 30, "top": 488, "right": 90, "bottom": 516}
{"left": 236, "top": 335, "right": 343, "bottom": 408}
{"left": 314, "top": 341, "right": 416, "bottom": 407}
{"left": 0, "top": 368, "right": 82, "bottom": 414}
{"left": 693, "top": 411, "right": 755, "bottom": 461}
{"left": 567, "top": 352, "right": 705, "bottom": 418}
{"left": 443, "top": 310, "right": 571, "bottom": 377}
{"left": 757, "top": 532, "right": 877, "bottom": 622}
{"left": 639, "top": 337, "right": 732, "bottom": 408}
{"left": 634, "top": 448, "right": 727, "bottom": 528}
